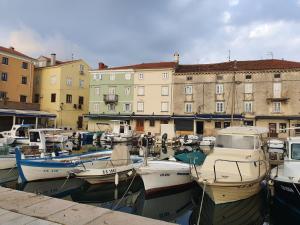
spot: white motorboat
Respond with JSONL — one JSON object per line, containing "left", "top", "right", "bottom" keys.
{"left": 179, "top": 135, "right": 200, "bottom": 146}
{"left": 100, "top": 120, "right": 133, "bottom": 143}
{"left": 0, "top": 154, "right": 16, "bottom": 170}
{"left": 136, "top": 160, "right": 193, "bottom": 194}
{"left": 43, "top": 128, "right": 69, "bottom": 143}
{"left": 267, "top": 139, "right": 285, "bottom": 149}
{"left": 0, "top": 124, "right": 34, "bottom": 144}
{"left": 199, "top": 136, "right": 216, "bottom": 146}
{"left": 0, "top": 134, "right": 15, "bottom": 145}
{"left": 191, "top": 126, "right": 269, "bottom": 204}
{"left": 270, "top": 136, "right": 300, "bottom": 210}
{"left": 71, "top": 145, "right": 143, "bottom": 184}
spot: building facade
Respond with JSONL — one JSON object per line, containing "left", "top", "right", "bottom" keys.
{"left": 173, "top": 59, "right": 300, "bottom": 138}
{"left": 86, "top": 58, "right": 178, "bottom": 135}
{"left": 34, "top": 54, "right": 90, "bottom": 130}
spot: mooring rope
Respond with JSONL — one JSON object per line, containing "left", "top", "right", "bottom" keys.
{"left": 197, "top": 180, "right": 207, "bottom": 225}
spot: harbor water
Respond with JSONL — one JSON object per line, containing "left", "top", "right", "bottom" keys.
{"left": 0, "top": 143, "right": 299, "bottom": 225}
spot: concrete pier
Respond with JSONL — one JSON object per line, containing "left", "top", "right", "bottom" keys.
{"left": 0, "top": 187, "right": 175, "bottom": 225}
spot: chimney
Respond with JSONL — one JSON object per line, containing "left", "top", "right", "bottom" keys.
{"left": 50, "top": 53, "right": 56, "bottom": 66}
{"left": 174, "top": 51, "right": 179, "bottom": 63}
{"left": 98, "top": 62, "right": 108, "bottom": 70}
{"left": 9, "top": 46, "right": 14, "bottom": 51}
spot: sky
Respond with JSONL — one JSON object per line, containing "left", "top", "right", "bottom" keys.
{"left": 1, "top": 0, "right": 300, "bottom": 68}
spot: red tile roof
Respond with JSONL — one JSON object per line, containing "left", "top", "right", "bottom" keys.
{"left": 97, "top": 61, "right": 177, "bottom": 70}
{"left": 175, "top": 59, "right": 300, "bottom": 73}
{"left": 0, "top": 46, "right": 34, "bottom": 60}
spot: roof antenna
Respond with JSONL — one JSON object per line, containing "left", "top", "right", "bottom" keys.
{"left": 266, "top": 52, "right": 274, "bottom": 59}
{"left": 71, "top": 53, "right": 74, "bottom": 61}
{"left": 228, "top": 49, "right": 231, "bottom": 62}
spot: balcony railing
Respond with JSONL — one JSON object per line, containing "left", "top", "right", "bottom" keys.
{"left": 103, "top": 94, "right": 118, "bottom": 104}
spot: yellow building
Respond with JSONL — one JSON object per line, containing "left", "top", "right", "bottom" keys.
{"left": 34, "top": 54, "right": 90, "bottom": 130}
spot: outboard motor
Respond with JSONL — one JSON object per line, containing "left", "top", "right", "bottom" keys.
{"left": 161, "top": 133, "right": 168, "bottom": 154}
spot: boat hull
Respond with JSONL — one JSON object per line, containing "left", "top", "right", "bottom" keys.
{"left": 0, "top": 156, "right": 16, "bottom": 169}
{"left": 273, "top": 180, "right": 300, "bottom": 210}
{"left": 198, "top": 179, "right": 263, "bottom": 204}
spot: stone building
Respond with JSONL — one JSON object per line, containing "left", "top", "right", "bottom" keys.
{"left": 173, "top": 59, "right": 300, "bottom": 138}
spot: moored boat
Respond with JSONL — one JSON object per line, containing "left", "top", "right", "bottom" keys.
{"left": 0, "top": 124, "right": 34, "bottom": 144}
{"left": 100, "top": 120, "right": 134, "bottom": 143}
{"left": 191, "top": 126, "right": 269, "bottom": 204}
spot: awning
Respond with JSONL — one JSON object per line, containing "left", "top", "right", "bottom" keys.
{"left": 0, "top": 109, "right": 56, "bottom": 118}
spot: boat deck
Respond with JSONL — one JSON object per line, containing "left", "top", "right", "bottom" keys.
{"left": 0, "top": 187, "right": 174, "bottom": 225}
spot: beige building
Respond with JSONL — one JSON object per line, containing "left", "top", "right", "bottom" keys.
{"left": 173, "top": 59, "right": 300, "bottom": 138}
{"left": 34, "top": 54, "right": 90, "bottom": 130}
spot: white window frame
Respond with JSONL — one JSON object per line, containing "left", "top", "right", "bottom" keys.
{"left": 273, "top": 82, "right": 281, "bottom": 98}
{"left": 108, "top": 87, "right": 116, "bottom": 95}
{"left": 244, "top": 101, "right": 253, "bottom": 113}
{"left": 79, "top": 80, "right": 84, "bottom": 88}
{"left": 137, "top": 86, "right": 145, "bottom": 96}
{"left": 216, "top": 102, "right": 224, "bottom": 113}
{"left": 273, "top": 102, "right": 281, "bottom": 113}
{"left": 244, "top": 83, "right": 253, "bottom": 94}
{"left": 125, "top": 87, "right": 131, "bottom": 95}
{"left": 185, "top": 103, "right": 192, "bottom": 113}
{"left": 139, "top": 73, "right": 144, "bottom": 80}
{"left": 185, "top": 85, "right": 193, "bottom": 95}
{"left": 161, "top": 102, "right": 169, "bottom": 112}
{"left": 216, "top": 84, "right": 224, "bottom": 94}
{"left": 95, "top": 87, "right": 100, "bottom": 96}
{"left": 137, "top": 102, "right": 144, "bottom": 112}
{"left": 66, "top": 78, "right": 72, "bottom": 86}
{"left": 107, "top": 104, "right": 115, "bottom": 112}
{"left": 161, "top": 86, "right": 169, "bottom": 96}
{"left": 123, "top": 103, "right": 132, "bottom": 112}
{"left": 93, "top": 103, "right": 100, "bottom": 112}
{"left": 110, "top": 74, "right": 115, "bottom": 81}
{"left": 80, "top": 64, "right": 84, "bottom": 72}
{"left": 162, "top": 72, "right": 169, "bottom": 79}
{"left": 125, "top": 73, "right": 131, "bottom": 80}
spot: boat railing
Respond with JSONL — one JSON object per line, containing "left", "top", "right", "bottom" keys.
{"left": 213, "top": 159, "right": 267, "bottom": 183}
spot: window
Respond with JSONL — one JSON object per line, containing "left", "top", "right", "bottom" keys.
{"left": 66, "top": 78, "right": 72, "bottom": 86}
{"left": 0, "top": 91, "right": 7, "bottom": 99}
{"left": 244, "top": 101, "right": 253, "bottom": 113}
{"left": 162, "top": 72, "right": 169, "bottom": 79}
{"left": 20, "top": 95, "right": 27, "bottom": 103}
{"left": 216, "top": 135, "right": 258, "bottom": 149}
{"left": 21, "top": 76, "right": 27, "bottom": 84}
{"left": 216, "top": 84, "right": 224, "bottom": 94}
{"left": 107, "top": 104, "right": 115, "bottom": 112}
{"left": 137, "top": 102, "right": 144, "bottom": 112}
{"left": 185, "top": 85, "right": 193, "bottom": 95}
{"left": 245, "top": 74, "right": 252, "bottom": 80}
{"left": 216, "top": 102, "right": 224, "bottom": 113}
{"left": 187, "top": 76, "right": 193, "bottom": 81}
{"left": 137, "top": 86, "right": 145, "bottom": 96}
{"left": 1, "top": 72, "right": 7, "bottom": 81}
{"left": 291, "top": 144, "right": 300, "bottom": 160}
{"left": 110, "top": 74, "right": 115, "bottom": 81}
{"left": 93, "top": 73, "right": 102, "bottom": 80}
{"left": 79, "top": 80, "right": 84, "bottom": 88}
{"left": 125, "top": 87, "right": 131, "bottom": 95}
{"left": 34, "top": 94, "right": 39, "bottom": 103}
{"left": 139, "top": 73, "right": 144, "bottom": 80}
{"left": 80, "top": 64, "right": 84, "bottom": 74}
{"left": 66, "top": 94, "right": 72, "bottom": 103}
{"left": 123, "top": 103, "right": 131, "bottom": 112}
{"left": 161, "top": 102, "right": 169, "bottom": 112}
{"left": 22, "top": 62, "right": 28, "bottom": 69}
{"left": 273, "top": 83, "right": 281, "bottom": 98}
{"left": 185, "top": 103, "right": 192, "bottom": 113}
{"left": 150, "top": 120, "right": 155, "bottom": 127}
{"left": 244, "top": 83, "right": 253, "bottom": 93}
{"left": 95, "top": 87, "right": 100, "bottom": 96}
{"left": 279, "top": 123, "right": 287, "bottom": 133}
{"left": 2, "top": 57, "right": 8, "bottom": 65}
{"left": 161, "top": 86, "right": 169, "bottom": 96}
{"left": 108, "top": 87, "right": 116, "bottom": 95}
{"left": 51, "top": 93, "right": 56, "bottom": 102}
{"left": 274, "top": 73, "right": 281, "bottom": 79}
{"left": 273, "top": 102, "right": 281, "bottom": 113}
{"left": 215, "top": 121, "right": 222, "bottom": 129}
{"left": 79, "top": 96, "right": 84, "bottom": 105}
{"left": 125, "top": 73, "right": 131, "bottom": 80}
{"left": 93, "top": 103, "right": 100, "bottom": 112}
{"left": 50, "top": 75, "right": 57, "bottom": 84}
{"left": 224, "top": 122, "right": 231, "bottom": 128}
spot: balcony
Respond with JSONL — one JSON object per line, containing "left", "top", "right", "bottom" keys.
{"left": 103, "top": 94, "right": 118, "bottom": 104}
{"left": 243, "top": 93, "right": 254, "bottom": 101}
{"left": 0, "top": 100, "right": 40, "bottom": 110}
{"left": 266, "top": 91, "right": 289, "bottom": 103}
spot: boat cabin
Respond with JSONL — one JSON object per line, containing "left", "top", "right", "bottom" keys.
{"left": 282, "top": 137, "right": 300, "bottom": 177}
{"left": 111, "top": 120, "right": 132, "bottom": 136}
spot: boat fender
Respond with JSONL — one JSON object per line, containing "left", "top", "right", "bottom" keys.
{"left": 115, "top": 173, "right": 119, "bottom": 186}
{"left": 51, "top": 152, "right": 56, "bottom": 157}
{"left": 260, "top": 179, "right": 267, "bottom": 188}
{"left": 268, "top": 180, "right": 274, "bottom": 186}
{"left": 40, "top": 152, "right": 45, "bottom": 158}
{"left": 127, "top": 170, "right": 133, "bottom": 177}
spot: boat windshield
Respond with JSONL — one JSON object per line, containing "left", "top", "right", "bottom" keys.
{"left": 215, "top": 135, "right": 258, "bottom": 150}
{"left": 291, "top": 144, "right": 300, "bottom": 160}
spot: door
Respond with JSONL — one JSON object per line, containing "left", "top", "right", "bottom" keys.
{"left": 136, "top": 120, "right": 144, "bottom": 132}
{"left": 269, "top": 123, "right": 277, "bottom": 137}
{"left": 273, "top": 83, "right": 281, "bottom": 98}
{"left": 196, "top": 121, "right": 204, "bottom": 135}
{"left": 77, "top": 116, "right": 83, "bottom": 129}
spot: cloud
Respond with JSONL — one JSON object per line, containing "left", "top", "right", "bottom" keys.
{"left": 222, "top": 11, "right": 232, "bottom": 24}
{"left": 229, "top": 0, "right": 239, "bottom": 6}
